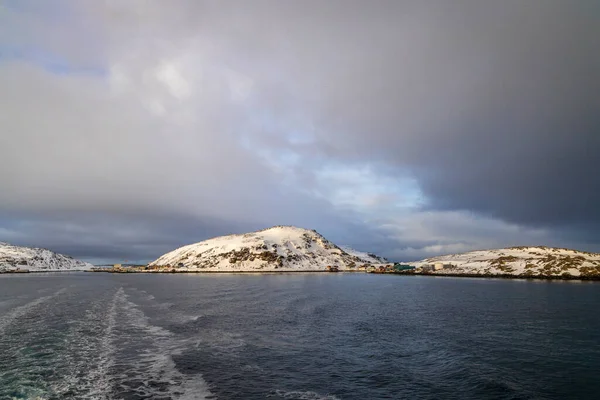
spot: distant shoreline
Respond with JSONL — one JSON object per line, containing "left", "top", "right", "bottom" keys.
{"left": 90, "top": 269, "right": 342, "bottom": 274}
{"left": 375, "top": 271, "right": 600, "bottom": 281}
{"left": 0, "top": 269, "right": 342, "bottom": 275}
{"left": 1, "top": 269, "right": 599, "bottom": 281}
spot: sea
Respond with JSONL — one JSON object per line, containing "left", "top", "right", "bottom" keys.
{"left": 0, "top": 272, "right": 599, "bottom": 400}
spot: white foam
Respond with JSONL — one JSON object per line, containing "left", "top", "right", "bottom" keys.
{"left": 0, "top": 288, "right": 66, "bottom": 335}
{"left": 10, "top": 397, "right": 48, "bottom": 400}
{"left": 49, "top": 288, "right": 122, "bottom": 399}
{"left": 195, "top": 329, "right": 246, "bottom": 356}
{"left": 271, "top": 390, "right": 341, "bottom": 400}
{"left": 90, "top": 287, "right": 122, "bottom": 398}
{"left": 48, "top": 288, "right": 213, "bottom": 399}
{"left": 1, "top": 286, "right": 213, "bottom": 399}
{"left": 111, "top": 290, "right": 214, "bottom": 399}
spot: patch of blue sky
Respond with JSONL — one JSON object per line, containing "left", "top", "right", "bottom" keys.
{"left": 0, "top": 0, "right": 106, "bottom": 77}
{"left": 0, "top": 45, "right": 107, "bottom": 77}
{"left": 286, "top": 129, "right": 315, "bottom": 145}
{"left": 313, "top": 162, "right": 423, "bottom": 212}
{"left": 1, "top": 0, "right": 73, "bottom": 20}
{"left": 236, "top": 102, "right": 424, "bottom": 213}
{"left": 239, "top": 130, "right": 302, "bottom": 173}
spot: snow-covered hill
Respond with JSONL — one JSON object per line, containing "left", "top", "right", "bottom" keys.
{"left": 339, "top": 246, "right": 388, "bottom": 264}
{"left": 0, "top": 242, "right": 93, "bottom": 272}
{"left": 149, "top": 226, "right": 385, "bottom": 272}
{"left": 410, "top": 246, "right": 600, "bottom": 278}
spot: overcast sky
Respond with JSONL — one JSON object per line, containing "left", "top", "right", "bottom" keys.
{"left": 1, "top": 0, "right": 599, "bottom": 264}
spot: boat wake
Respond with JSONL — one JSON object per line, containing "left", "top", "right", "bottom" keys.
{"left": 49, "top": 287, "right": 122, "bottom": 399}
{"left": 106, "top": 289, "right": 213, "bottom": 399}
{"left": 269, "top": 390, "right": 341, "bottom": 400}
{"left": 0, "top": 288, "right": 67, "bottom": 335}
{"left": 0, "top": 287, "right": 213, "bottom": 400}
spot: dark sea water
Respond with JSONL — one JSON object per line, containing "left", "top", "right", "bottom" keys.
{"left": 0, "top": 273, "right": 599, "bottom": 400}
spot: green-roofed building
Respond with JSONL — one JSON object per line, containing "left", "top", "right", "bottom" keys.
{"left": 393, "top": 264, "right": 416, "bottom": 272}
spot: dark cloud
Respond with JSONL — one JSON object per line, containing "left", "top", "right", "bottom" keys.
{"left": 248, "top": 0, "right": 600, "bottom": 230}
{"left": 244, "top": 0, "right": 600, "bottom": 232}
{"left": 1, "top": 1, "right": 599, "bottom": 262}
{"left": 0, "top": 198, "right": 395, "bottom": 264}
{"left": 0, "top": 210, "right": 254, "bottom": 262}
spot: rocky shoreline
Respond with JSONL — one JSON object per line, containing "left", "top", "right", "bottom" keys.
{"left": 89, "top": 268, "right": 345, "bottom": 274}
{"left": 373, "top": 271, "right": 600, "bottom": 281}
{"left": 3, "top": 268, "right": 600, "bottom": 281}
{"left": 3, "top": 268, "right": 596, "bottom": 281}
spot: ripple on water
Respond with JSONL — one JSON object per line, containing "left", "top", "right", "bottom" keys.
{"left": 3, "top": 273, "right": 600, "bottom": 400}
{"left": 99, "top": 289, "right": 214, "bottom": 400}
{"left": 0, "top": 286, "right": 214, "bottom": 400}
{"left": 268, "top": 390, "right": 341, "bottom": 400}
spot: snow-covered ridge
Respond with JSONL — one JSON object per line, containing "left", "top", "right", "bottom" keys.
{"left": 410, "top": 246, "right": 600, "bottom": 278}
{"left": 0, "top": 242, "right": 93, "bottom": 272}
{"left": 339, "top": 246, "right": 388, "bottom": 264}
{"left": 149, "top": 225, "right": 386, "bottom": 271}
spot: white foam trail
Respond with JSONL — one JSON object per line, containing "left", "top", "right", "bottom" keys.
{"left": 19, "top": 287, "right": 213, "bottom": 400}
{"left": 196, "top": 329, "right": 246, "bottom": 356}
{"left": 87, "top": 287, "right": 122, "bottom": 399}
{"left": 271, "top": 390, "right": 341, "bottom": 400}
{"left": 9, "top": 396, "right": 47, "bottom": 400}
{"left": 0, "top": 288, "right": 66, "bottom": 335}
{"left": 49, "top": 287, "right": 123, "bottom": 399}
{"left": 112, "top": 292, "right": 214, "bottom": 399}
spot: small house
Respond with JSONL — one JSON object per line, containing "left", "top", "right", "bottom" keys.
{"left": 393, "top": 264, "right": 416, "bottom": 272}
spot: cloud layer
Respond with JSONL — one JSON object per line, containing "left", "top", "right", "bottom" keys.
{"left": 1, "top": 1, "right": 598, "bottom": 262}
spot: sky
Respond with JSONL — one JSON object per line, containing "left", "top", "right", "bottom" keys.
{"left": 0, "top": 0, "right": 599, "bottom": 264}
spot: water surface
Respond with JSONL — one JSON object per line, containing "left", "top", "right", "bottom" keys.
{"left": 0, "top": 273, "right": 599, "bottom": 399}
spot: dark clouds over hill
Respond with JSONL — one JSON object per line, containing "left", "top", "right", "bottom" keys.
{"left": 1, "top": 1, "right": 598, "bottom": 262}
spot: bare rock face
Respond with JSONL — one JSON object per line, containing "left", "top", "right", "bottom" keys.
{"left": 0, "top": 242, "right": 93, "bottom": 272}
{"left": 149, "top": 226, "right": 386, "bottom": 272}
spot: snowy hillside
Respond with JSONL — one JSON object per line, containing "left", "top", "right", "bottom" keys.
{"left": 149, "top": 226, "right": 384, "bottom": 271}
{"left": 411, "top": 246, "right": 600, "bottom": 278}
{"left": 339, "top": 246, "right": 388, "bottom": 264}
{"left": 0, "top": 242, "right": 93, "bottom": 272}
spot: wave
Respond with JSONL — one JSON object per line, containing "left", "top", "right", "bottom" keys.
{"left": 108, "top": 289, "right": 214, "bottom": 399}
{"left": 45, "top": 288, "right": 121, "bottom": 399}
{"left": 43, "top": 287, "right": 213, "bottom": 400}
{"left": 270, "top": 390, "right": 341, "bottom": 400}
{"left": 0, "top": 288, "right": 70, "bottom": 399}
{"left": 0, "top": 288, "right": 66, "bottom": 335}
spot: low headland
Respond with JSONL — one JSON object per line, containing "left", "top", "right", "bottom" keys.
{"left": 3, "top": 227, "right": 600, "bottom": 280}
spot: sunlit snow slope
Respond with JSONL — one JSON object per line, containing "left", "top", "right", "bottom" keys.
{"left": 150, "top": 226, "right": 385, "bottom": 271}
{"left": 411, "top": 246, "right": 600, "bottom": 278}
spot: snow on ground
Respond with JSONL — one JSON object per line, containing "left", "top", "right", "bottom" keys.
{"left": 339, "top": 246, "right": 388, "bottom": 264}
{"left": 408, "top": 246, "right": 600, "bottom": 278}
{"left": 0, "top": 242, "right": 93, "bottom": 272}
{"left": 150, "top": 226, "right": 384, "bottom": 272}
